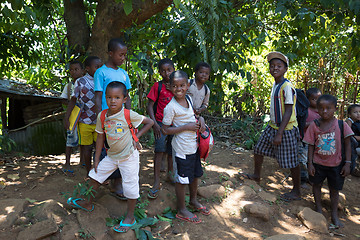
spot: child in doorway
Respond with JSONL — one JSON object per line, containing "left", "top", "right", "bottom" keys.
{"left": 303, "top": 94, "right": 353, "bottom": 228}
{"left": 67, "top": 81, "right": 154, "bottom": 233}
{"left": 187, "top": 62, "right": 211, "bottom": 116}
{"left": 64, "top": 56, "right": 102, "bottom": 173}
{"left": 345, "top": 104, "right": 360, "bottom": 176}
{"left": 240, "top": 52, "right": 301, "bottom": 201}
{"left": 146, "top": 58, "right": 175, "bottom": 198}
{"left": 162, "top": 70, "right": 210, "bottom": 224}
{"left": 61, "top": 60, "right": 84, "bottom": 175}
{"left": 298, "top": 88, "right": 322, "bottom": 186}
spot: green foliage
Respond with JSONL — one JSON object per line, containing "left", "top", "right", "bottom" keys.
{"left": 62, "top": 180, "right": 96, "bottom": 201}
{"left": 232, "top": 115, "right": 267, "bottom": 149}
{"left": 0, "top": 133, "right": 16, "bottom": 154}
{"left": 77, "top": 229, "right": 94, "bottom": 239}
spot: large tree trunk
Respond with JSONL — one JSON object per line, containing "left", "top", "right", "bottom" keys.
{"left": 63, "top": 0, "right": 90, "bottom": 55}
{"left": 88, "top": 0, "right": 173, "bottom": 60}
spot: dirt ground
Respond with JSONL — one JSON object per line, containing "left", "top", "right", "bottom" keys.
{"left": 0, "top": 144, "right": 360, "bottom": 239}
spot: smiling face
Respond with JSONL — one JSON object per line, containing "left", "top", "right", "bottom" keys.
{"left": 317, "top": 99, "right": 337, "bottom": 121}
{"left": 349, "top": 106, "right": 360, "bottom": 122}
{"left": 159, "top": 63, "right": 175, "bottom": 82}
{"left": 105, "top": 87, "right": 127, "bottom": 114}
{"left": 195, "top": 66, "right": 210, "bottom": 84}
{"left": 170, "top": 77, "right": 189, "bottom": 100}
{"left": 269, "top": 59, "right": 287, "bottom": 83}
{"left": 109, "top": 45, "right": 127, "bottom": 67}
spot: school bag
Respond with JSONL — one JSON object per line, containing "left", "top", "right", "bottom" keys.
{"left": 100, "top": 109, "right": 139, "bottom": 150}
{"left": 314, "top": 119, "right": 357, "bottom": 173}
{"left": 339, "top": 120, "right": 358, "bottom": 173}
{"left": 273, "top": 79, "right": 309, "bottom": 139}
{"left": 185, "top": 95, "right": 214, "bottom": 160}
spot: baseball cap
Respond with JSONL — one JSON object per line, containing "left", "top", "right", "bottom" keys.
{"left": 267, "top": 52, "right": 289, "bottom": 67}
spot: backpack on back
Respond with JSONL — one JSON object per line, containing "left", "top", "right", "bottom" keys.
{"left": 295, "top": 89, "right": 310, "bottom": 139}
{"left": 339, "top": 120, "right": 358, "bottom": 173}
{"left": 153, "top": 81, "right": 163, "bottom": 116}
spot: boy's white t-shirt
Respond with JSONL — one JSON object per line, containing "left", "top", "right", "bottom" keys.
{"left": 162, "top": 97, "right": 197, "bottom": 156}
{"left": 60, "top": 82, "right": 75, "bottom": 100}
{"left": 95, "top": 108, "right": 144, "bottom": 160}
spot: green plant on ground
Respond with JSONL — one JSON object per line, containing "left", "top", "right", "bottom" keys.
{"left": 218, "top": 174, "right": 229, "bottom": 183}
{"left": 0, "top": 133, "right": 16, "bottom": 154}
{"left": 77, "top": 229, "right": 94, "bottom": 239}
{"left": 61, "top": 180, "right": 96, "bottom": 201}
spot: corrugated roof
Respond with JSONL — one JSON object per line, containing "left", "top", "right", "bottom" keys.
{"left": 0, "top": 78, "right": 62, "bottom": 99}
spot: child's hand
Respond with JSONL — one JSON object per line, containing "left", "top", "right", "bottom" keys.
{"left": 194, "top": 108, "right": 201, "bottom": 116}
{"left": 272, "top": 133, "right": 282, "bottom": 145}
{"left": 153, "top": 122, "right": 162, "bottom": 139}
{"left": 307, "top": 163, "right": 315, "bottom": 176}
{"left": 133, "top": 139, "right": 142, "bottom": 150}
{"left": 198, "top": 117, "right": 206, "bottom": 133}
{"left": 186, "top": 122, "right": 200, "bottom": 131}
{"left": 341, "top": 163, "right": 351, "bottom": 177}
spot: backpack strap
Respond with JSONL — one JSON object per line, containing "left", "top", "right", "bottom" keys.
{"left": 339, "top": 119, "right": 345, "bottom": 164}
{"left": 100, "top": 109, "right": 108, "bottom": 131}
{"left": 153, "top": 81, "right": 163, "bottom": 116}
{"left": 273, "top": 79, "right": 289, "bottom": 126}
{"left": 204, "top": 84, "right": 208, "bottom": 96}
{"left": 189, "top": 79, "right": 194, "bottom": 86}
{"left": 314, "top": 118, "right": 320, "bottom": 127}
{"left": 124, "top": 109, "right": 139, "bottom": 143}
{"left": 185, "top": 95, "right": 194, "bottom": 110}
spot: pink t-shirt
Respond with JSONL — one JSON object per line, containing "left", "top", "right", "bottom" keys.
{"left": 303, "top": 119, "right": 354, "bottom": 167}
{"left": 304, "top": 108, "right": 321, "bottom": 133}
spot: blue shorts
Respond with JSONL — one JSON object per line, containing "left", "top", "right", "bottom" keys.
{"left": 66, "top": 126, "right": 78, "bottom": 147}
{"left": 155, "top": 121, "right": 173, "bottom": 154}
{"left": 173, "top": 149, "right": 203, "bottom": 184}
{"left": 309, "top": 163, "right": 345, "bottom": 190}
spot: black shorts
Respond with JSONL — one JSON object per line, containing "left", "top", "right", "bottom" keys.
{"left": 174, "top": 151, "right": 203, "bottom": 184}
{"left": 309, "top": 163, "right": 345, "bottom": 190}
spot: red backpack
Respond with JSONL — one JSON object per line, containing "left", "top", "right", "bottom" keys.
{"left": 100, "top": 109, "right": 139, "bottom": 149}
{"left": 185, "top": 95, "right": 214, "bottom": 160}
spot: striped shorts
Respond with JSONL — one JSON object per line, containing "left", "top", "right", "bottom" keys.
{"left": 254, "top": 125, "right": 300, "bottom": 169}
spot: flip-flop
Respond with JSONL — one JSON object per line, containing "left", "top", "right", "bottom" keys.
{"left": 67, "top": 197, "right": 94, "bottom": 212}
{"left": 113, "top": 219, "right": 136, "bottom": 233}
{"left": 238, "top": 172, "right": 260, "bottom": 183}
{"left": 280, "top": 193, "right": 301, "bottom": 202}
{"left": 191, "top": 206, "right": 211, "bottom": 216}
{"left": 175, "top": 214, "right": 202, "bottom": 224}
{"left": 109, "top": 192, "right": 127, "bottom": 201}
{"left": 62, "top": 169, "right": 74, "bottom": 176}
{"left": 147, "top": 188, "right": 159, "bottom": 199}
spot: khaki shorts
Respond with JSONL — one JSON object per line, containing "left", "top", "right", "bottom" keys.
{"left": 78, "top": 123, "right": 97, "bottom": 145}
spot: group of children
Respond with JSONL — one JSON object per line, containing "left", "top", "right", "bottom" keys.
{"left": 63, "top": 38, "right": 212, "bottom": 232}
{"left": 62, "top": 42, "right": 358, "bottom": 232}
{"left": 241, "top": 51, "right": 359, "bottom": 228}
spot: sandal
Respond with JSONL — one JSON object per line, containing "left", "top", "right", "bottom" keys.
{"left": 67, "top": 197, "right": 94, "bottom": 212}
{"left": 113, "top": 220, "right": 136, "bottom": 233}
{"left": 175, "top": 214, "right": 202, "bottom": 224}
{"left": 147, "top": 188, "right": 159, "bottom": 199}
{"left": 191, "top": 205, "right": 211, "bottom": 216}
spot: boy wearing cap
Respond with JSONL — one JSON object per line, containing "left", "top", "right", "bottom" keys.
{"left": 240, "top": 52, "right": 301, "bottom": 201}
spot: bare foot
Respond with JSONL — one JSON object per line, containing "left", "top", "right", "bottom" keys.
{"left": 331, "top": 213, "right": 344, "bottom": 228}
{"left": 238, "top": 172, "right": 260, "bottom": 183}
{"left": 280, "top": 190, "right": 301, "bottom": 202}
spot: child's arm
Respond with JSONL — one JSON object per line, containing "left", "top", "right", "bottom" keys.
{"left": 273, "top": 104, "right": 292, "bottom": 145}
{"left": 94, "top": 133, "right": 105, "bottom": 173}
{"left": 341, "top": 136, "right": 351, "bottom": 177}
{"left": 63, "top": 97, "right": 77, "bottom": 129}
{"left": 198, "top": 116, "right": 206, "bottom": 133}
{"left": 136, "top": 117, "right": 154, "bottom": 139}
{"left": 307, "top": 144, "right": 316, "bottom": 176}
{"left": 146, "top": 100, "right": 161, "bottom": 139}
{"left": 162, "top": 122, "right": 200, "bottom": 135}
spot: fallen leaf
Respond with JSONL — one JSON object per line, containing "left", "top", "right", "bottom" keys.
{"left": 7, "top": 174, "right": 19, "bottom": 181}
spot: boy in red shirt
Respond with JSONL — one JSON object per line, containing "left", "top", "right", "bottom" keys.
{"left": 303, "top": 94, "right": 353, "bottom": 228}
{"left": 146, "top": 58, "right": 175, "bottom": 198}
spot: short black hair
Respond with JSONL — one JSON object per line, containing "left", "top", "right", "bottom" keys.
{"left": 105, "top": 81, "right": 127, "bottom": 97}
{"left": 306, "top": 87, "right": 321, "bottom": 99}
{"left": 317, "top": 94, "right": 337, "bottom": 108}
{"left": 347, "top": 104, "right": 360, "bottom": 116}
{"left": 69, "top": 60, "right": 84, "bottom": 69}
{"left": 269, "top": 58, "right": 287, "bottom": 68}
{"left": 194, "top": 62, "right": 211, "bottom": 72}
{"left": 108, "top": 38, "right": 127, "bottom": 52}
{"left": 158, "top": 58, "right": 174, "bottom": 70}
{"left": 84, "top": 56, "right": 101, "bottom": 67}
{"left": 169, "top": 70, "right": 188, "bottom": 85}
